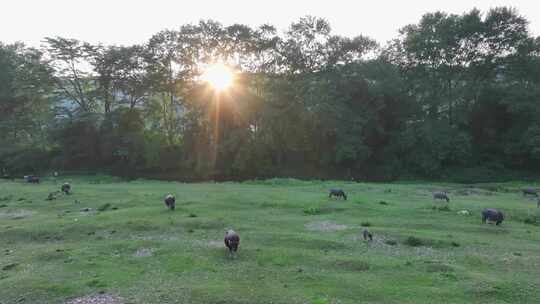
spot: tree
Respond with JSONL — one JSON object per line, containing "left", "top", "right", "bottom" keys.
{"left": 0, "top": 43, "right": 54, "bottom": 172}
{"left": 43, "top": 37, "right": 97, "bottom": 113}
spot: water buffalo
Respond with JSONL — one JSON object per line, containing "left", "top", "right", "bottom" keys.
{"left": 481, "top": 208, "right": 504, "bottom": 226}
{"left": 362, "top": 228, "right": 373, "bottom": 241}
{"left": 25, "top": 175, "right": 40, "bottom": 183}
{"left": 224, "top": 229, "right": 240, "bottom": 255}
{"left": 61, "top": 183, "right": 71, "bottom": 195}
{"left": 433, "top": 191, "right": 450, "bottom": 202}
{"left": 164, "top": 194, "right": 175, "bottom": 210}
{"left": 329, "top": 189, "right": 347, "bottom": 200}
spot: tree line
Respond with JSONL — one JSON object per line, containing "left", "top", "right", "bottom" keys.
{"left": 1, "top": 7, "right": 539, "bottom": 181}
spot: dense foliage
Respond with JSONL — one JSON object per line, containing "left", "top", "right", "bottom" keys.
{"left": 1, "top": 8, "right": 539, "bottom": 181}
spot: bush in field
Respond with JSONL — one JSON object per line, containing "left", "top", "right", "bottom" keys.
{"left": 437, "top": 205, "right": 451, "bottom": 212}
{"left": 98, "top": 203, "right": 112, "bottom": 212}
{"left": 0, "top": 195, "right": 13, "bottom": 202}
{"left": 404, "top": 236, "right": 424, "bottom": 247}
{"left": 385, "top": 239, "right": 397, "bottom": 246}
{"left": 524, "top": 215, "right": 538, "bottom": 225}
{"left": 304, "top": 207, "right": 322, "bottom": 215}
{"left": 311, "top": 298, "right": 330, "bottom": 304}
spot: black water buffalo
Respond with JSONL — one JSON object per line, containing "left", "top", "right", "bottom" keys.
{"left": 25, "top": 175, "right": 40, "bottom": 183}
{"left": 481, "top": 208, "right": 504, "bottom": 225}
{"left": 329, "top": 189, "right": 347, "bottom": 200}
{"left": 164, "top": 194, "right": 175, "bottom": 210}
{"left": 433, "top": 191, "right": 450, "bottom": 202}
{"left": 224, "top": 229, "right": 240, "bottom": 255}
{"left": 61, "top": 183, "right": 71, "bottom": 195}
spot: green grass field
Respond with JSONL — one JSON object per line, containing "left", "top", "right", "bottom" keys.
{"left": 1, "top": 176, "right": 540, "bottom": 304}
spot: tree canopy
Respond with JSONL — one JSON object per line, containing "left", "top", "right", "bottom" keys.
{"left": 1, "top": 9, "right": 539, "bottom": 181}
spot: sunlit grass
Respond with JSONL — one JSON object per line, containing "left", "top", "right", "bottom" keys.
{"left": 0, "top": 177, "right": 539, "bottom": 303}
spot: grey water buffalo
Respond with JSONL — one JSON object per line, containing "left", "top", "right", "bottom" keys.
{"left": 481, "top": 208, "right": 504, "bottom": 226}
{"left": 362, "top": 228, "right": 373, "bottom": 241}
{"left": 224, "top": 229, "right": 240, "bottom": 255}
{"left": 433, "top": 191, "right": 450, "bottom": 202}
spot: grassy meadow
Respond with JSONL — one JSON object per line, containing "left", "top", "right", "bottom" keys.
{"left": 0, "top": 176, "right": 540, "bottom": 304}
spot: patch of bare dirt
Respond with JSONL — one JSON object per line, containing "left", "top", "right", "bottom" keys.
{"left": 455, "top": 188, "right": 495, "bottom": 196}
{"left": 129, "top": 234, "right": 179, "bottom": 241}
{"left": 0, "top": 209, "right": 33, "bottom": 220}
{"left": 134, "top": 248, "right": 153, "bottom": 257}
{"left": 192, "top": 240, "right": 223, "bottom": 248}
{"left": 66, "top": 294, "right": 123, "bottom": 304}
{"left": 305, "top": 221, "right": 347, "bottom": 232}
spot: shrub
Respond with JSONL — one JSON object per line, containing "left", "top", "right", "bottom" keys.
{"left": 311, "top": 298, "right": 330, "bottom": 304}
{"left": 438, "top": 205, "right": 451, "bottom": 212}
{"left": 385, "top": 240, "right": 397, "bottom": 246}
{"left": 0, "top": 195, "right": 13, "bottom": 202}
{"left": 379, "top": 201, "right": 389, "bottom": 205}
{"left": 303, "top": 207, "right": 322, "bottom": 215}
{"left": 97, "top": 203, "right": 112, "bottom": 212}
{"left": 244, "top": 178, "right": 318, "bottom": 187}
{"left": 360, "top": 222, "right": 371, "bottom": 227}
{"left": 426, "top": 263, "right": 454, "bottom": 273}
{"left": 404, "top": 236, "right": 424, "bottom": 247}
{"left": 46, "top": 192, "right": 57, "bottom": 201}
{"left": 524, "top": 215, "right": 538, "bottom": 225}
{"left": 86, "top": 279, "right": 107, "bottom": 288}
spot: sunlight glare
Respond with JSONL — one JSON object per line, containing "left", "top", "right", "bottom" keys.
{"left": 202, "top": 63, "right": 234, "bottom": 91}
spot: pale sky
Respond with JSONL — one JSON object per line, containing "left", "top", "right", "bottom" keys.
{"left": 2, "top": 0, "right": 539, "bottom": 47}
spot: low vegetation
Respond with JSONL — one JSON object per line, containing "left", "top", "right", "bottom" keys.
{"left": 1, "top": 177, "right": 539, "bottom": 303}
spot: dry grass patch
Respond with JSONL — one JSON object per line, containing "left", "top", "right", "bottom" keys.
{"left": 305, "top": 221, "right": 347, "bottom": 232}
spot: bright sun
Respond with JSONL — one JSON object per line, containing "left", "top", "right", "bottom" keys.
{"left": 201, "top": 63, "right": 234, "bottom": 91}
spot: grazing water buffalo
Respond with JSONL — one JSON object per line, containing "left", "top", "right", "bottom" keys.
{"left": 25, "top": 175, "right": 40, "bottom": 183}
{"left": 164, "top": 194, "right": 175, "bottom": 210}
{"left": 329, "top": 189, "right": 347, "bottom": 200}
{"left": 481, "top": 208, "right": 504, "bottom": 225}
{"left": 362, "top": 228, "right": 373, "bottom": 241}
{"left": 433, "top": 191, "right": 450, "bottom": 202}
{"left": 522, "top": 187, "right": 538, "bottom": 197}
{"left": 224, "top": 229, "right": 240, "bottom": 255}
{"left": 61, "top": 183, "right": 71, "bottom": 195}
